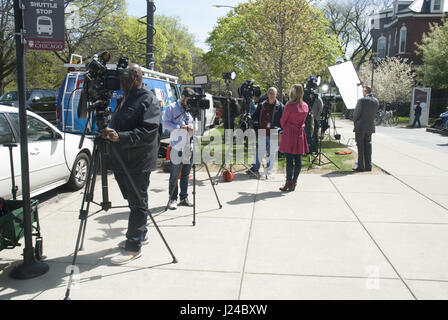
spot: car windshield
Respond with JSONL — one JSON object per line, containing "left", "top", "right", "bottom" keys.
{"left": 0, "top": 91, "right": 33, "bottom": 102}
{"left": 0, "top": 91, "right": 18, "bottom": 102}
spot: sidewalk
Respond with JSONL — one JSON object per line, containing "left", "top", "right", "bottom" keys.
{"left": 0, "top": 123, "right": 447, "bottom": 300}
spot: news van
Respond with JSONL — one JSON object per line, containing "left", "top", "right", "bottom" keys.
{"left": 56, "top": 61, "right": 216, "bottom": 140}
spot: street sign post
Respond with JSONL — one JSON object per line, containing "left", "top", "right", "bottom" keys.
{"left": 24, "top": 0, "right": 65, "bottom": 51}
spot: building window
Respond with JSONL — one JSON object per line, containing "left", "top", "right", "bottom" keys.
{"left": 432, "top": 0, "right": 444, "bottom": 12}
{"left": 378, "top": 37, "right": 387, "bottom": 58}
{"left": 388, "top": 34, "right": 392, "bottom": 56}
{"left": 399, "top": 26, "right": 407, "bottom": 54}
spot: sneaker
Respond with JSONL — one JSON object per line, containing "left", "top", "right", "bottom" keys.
{"left": 168, "top": 200, "right": 178, "bottom": 210}
{"left": 118, "top": 236, "right": 149, "bottom": 250}
{"left": 179, "top": 198, "right": 194, "bottom": 207}
{"left": 110, "top": 250, "right": 141, "bottom": 265}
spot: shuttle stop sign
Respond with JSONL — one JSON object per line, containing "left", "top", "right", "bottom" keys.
{"left": 24, "top": 0, "right": 65, "bottom": 51}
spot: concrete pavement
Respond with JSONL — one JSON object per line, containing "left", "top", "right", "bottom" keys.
{"left": 0, "top": 121, "right": 447, "bottom": 300}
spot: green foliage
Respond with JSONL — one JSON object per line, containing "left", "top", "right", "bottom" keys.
{"left": 205, "top": 0, "right": 342, "bottom": 96}
{"left": 417, "top": 18, "right": 448, "bottom": 89}
{"left": 204, "top": 11, "right": 257, "bottom": 82}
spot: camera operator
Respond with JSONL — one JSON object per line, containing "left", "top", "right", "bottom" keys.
{"left": 99, "top": 63, "right": 161, "bottom": 265}
{"left": 311, "top": 94, "right": 324, "bottom": 151}
{"left": 247, "top": 87, "right": 284, "bottom": 176}
{"left": 222, "top": 91, "right": 239, "bottom": 130}
{"left": 163, "top": 88, "right": 196, "bottom": 210}
{"left": 249, "top": 89, "right": 263, "bottom": 116}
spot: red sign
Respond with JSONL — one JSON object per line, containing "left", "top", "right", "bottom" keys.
{"left": 26, "top": 39, "right": 65, "bottom": 51}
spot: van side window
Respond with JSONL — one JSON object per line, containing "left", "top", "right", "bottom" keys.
{"left": 0, "top": 114, "right": 15, "bottom": 144}
{"left": 170, "top": 84, "right": 179, "bottom": 101}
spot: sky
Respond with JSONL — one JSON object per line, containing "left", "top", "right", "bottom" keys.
{"left": 126, "top": 0, "right": 247, "bottom": 51}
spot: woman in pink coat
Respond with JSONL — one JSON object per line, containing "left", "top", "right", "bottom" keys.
{"left": 279, "top": 84, "right": 309, "bottom": 191}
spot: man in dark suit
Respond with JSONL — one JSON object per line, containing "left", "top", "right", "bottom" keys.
{"left": 353, "top": 86, "right": 379, "bottom": 172}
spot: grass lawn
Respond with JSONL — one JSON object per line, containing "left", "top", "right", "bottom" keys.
{"left": 200, "top": 125, "right": 355, "bottom": 173}
{"left": 397, "top": 117, "right": 437, "bottom": 126}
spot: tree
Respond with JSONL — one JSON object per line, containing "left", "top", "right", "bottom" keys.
{"left": 237, "top": 0, "right": 341, "bottom": 96}
{"left": 54, "top": 0, "right": 127, "bottom": 64}
{"left": 322, "top": 0, "right": 394, "bottom": 69}
{"left": 204, "top": 11, "right": 257, "bottom": 85}
{"left": 359, "top": 57, "right": 415, "bottom": 104}
{"left": 416, "top": 18, "right": 448, "bottom": 89}
{"left": 0, "top": 0, "right": 15, "bottom": 94}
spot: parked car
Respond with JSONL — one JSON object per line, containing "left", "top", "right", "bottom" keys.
{"left": 0, "top": 89, "right": 58, "bottom": 124}
{"left": 0, "top": 105, "right": 93, "bottom": 200}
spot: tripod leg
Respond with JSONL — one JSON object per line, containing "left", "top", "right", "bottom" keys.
{"left": 193, "top": 164, "right": 196, "bottom": 226}
{"left": 204, "top": 163, "right": 223, "bottom": 209}
{"left": 214, "top": 163, "right": 225, "bottom": 184}
{"left": 100, "top": 144, "right": 112, "bottom": 211}
{"left": 110, "top": 144, "right": 177, "bottom": 263}
{"left": 78, "top": 143, "right": 102, "bottom": 251}
{"left": 64, "top": 218, "right": 87, "bottom": 300}
{"left": 65, "top": 139, "right": 101, "bottom": 300}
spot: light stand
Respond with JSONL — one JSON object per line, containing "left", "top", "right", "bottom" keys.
{"left": 308, "top": 98, "right": 340, "bottom": 170}
{"left": 215, "top": 79, "right": 259, "bottom": 182}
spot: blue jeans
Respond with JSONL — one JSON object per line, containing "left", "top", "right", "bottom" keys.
{"left": 169, "top": 151, "right": 192, "bottom": 201}
{"left": 285, "top": 153, "right": 302, "bottom": 181}
{"left": 252, "top": 136, "right": 272, "bottom": 171}
{"left": 412, "top": 115, "right": 421, "bottom": 128}
{"left": 114, "top": 171, "right": 150, "bottom": 252}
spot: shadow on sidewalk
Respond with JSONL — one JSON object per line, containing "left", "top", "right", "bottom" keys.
{"left": 0, "top": 248, "right": 174, "bottom": 300}
{"left": 227, "top": 191, "right": 286, "bottom": 206}
{"left": 320, "top": 171, "right": 357, "bottom": 178}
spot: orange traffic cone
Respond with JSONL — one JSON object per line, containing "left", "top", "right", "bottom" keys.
{"left": 166, "top": 145, "right": 171, "bottom": 161}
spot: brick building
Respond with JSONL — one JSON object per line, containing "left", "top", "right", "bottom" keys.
{"left": 370, "top": 0, "right": 448, "bottom": 64}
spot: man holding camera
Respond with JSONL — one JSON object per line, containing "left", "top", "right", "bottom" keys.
{"left": 353, "top": 86, "right": 379, "bottom": 172}
{"left": 248, "top": 87, "right": 284, "bottom": 176}
{"left": 222, "top": 91, "right": 239, "bottom": 130}
{"left": 163, "top": 88, "right": 196, "bottom": 210}
{"left": 99, "top": 63, "right": 161, "bottom": 265}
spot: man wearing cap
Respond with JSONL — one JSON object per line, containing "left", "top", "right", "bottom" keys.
{"left": 163, "top": 88, "right": 195, "bottom": 210}
{"left": 222, "top": 91, "right": 239, "bottom": 130}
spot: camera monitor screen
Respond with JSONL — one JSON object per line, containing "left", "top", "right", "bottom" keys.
{"left": 328, "top": 61, "right": 363, "bottom": 110}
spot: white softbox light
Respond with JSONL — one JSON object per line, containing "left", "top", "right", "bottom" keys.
{"left": 329, "top": 61, "right": 364, "bottom": 110}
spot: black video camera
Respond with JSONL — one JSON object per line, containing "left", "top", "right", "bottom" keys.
{"left": 78, "top": 52, "right": 129, "bottom": 129}
{"left": 187, "top": 93, "right": 210, "bottom": 110}
{"left": 238, "top": 80, "right": 261, "bottom": 100}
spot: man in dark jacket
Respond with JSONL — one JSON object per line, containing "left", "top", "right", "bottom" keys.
{"left": 412, "top": 100, "right": 422, "bottom": 128}
{"left": 99, "top": 63, "right": 161, "bottom": 265}
{"left": 353, "top": 86, "right": 379, "bottom": 172}
{"left": 248, "top": 87, "right": 284, "bottom": 176}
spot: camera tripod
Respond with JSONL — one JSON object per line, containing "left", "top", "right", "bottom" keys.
{"left": 308, "top": 117, "right": 339, "bottom": 170}
{"left": 64, "top": 136, "right": 177, "bottom": 300}
{"left": 215, "top": 84, "right": 259, "bottom": 182}
{"left": 164, "top": 122, "right": 222, "bottom": 224}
